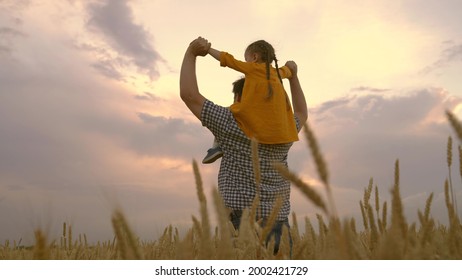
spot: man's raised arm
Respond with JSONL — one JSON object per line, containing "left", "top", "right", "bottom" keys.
{"left": 285, "top": 61, "right": 308, "bottom": 127}
{"left": 179, "top": 37, "right": 210, "bottom": 120}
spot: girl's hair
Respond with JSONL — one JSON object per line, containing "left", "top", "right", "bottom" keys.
{"left": 245, "top": 40, "right": 283, "bottom": 100}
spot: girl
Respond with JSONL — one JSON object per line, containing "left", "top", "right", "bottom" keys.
{"left": 202, "top": 40, "right": 299, "bottom": 164}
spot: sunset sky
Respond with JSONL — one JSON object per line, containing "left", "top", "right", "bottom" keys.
{"left": 1, "top": 0, "right": 462, "bottom": 244}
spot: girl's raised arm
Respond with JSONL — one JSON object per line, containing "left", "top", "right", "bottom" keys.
{"left": 208, "top": 47, "right": 221, "bottom": 61}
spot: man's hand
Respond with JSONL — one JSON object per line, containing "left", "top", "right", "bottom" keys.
{"left": 188, "top": 36, "right": 211, "bottom": 57}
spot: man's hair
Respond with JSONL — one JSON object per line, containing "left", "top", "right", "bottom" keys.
{"left": 232, "top": 77, "right": 245, "bottom": 102}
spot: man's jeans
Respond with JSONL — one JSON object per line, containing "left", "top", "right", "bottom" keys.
{"left": 229, "top": 210, "right": 293, "bottom": 256}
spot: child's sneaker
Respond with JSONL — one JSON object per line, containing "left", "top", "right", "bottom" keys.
{"left": 202, "top": 146, "right": 223, "bottom": 164}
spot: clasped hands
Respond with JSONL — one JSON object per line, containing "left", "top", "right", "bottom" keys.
{"left": 189, "top": 37, "right": 211, "bottom": 57}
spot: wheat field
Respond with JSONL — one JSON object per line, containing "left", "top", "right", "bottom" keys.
{"left": 1, "top": 112, "right": 461, "bottom": 260}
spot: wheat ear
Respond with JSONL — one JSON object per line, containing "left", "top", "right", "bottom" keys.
{"left": 446, "top": 110, "right": 462, "bottom": 141}
{"left": 359, "top": 200, "right": 368, "bottom": 230}
{"left": 390, "top": 160, "right": 407, "bottom": 240}
{"left": 418, "top": 192, "right": 434, "bottom": 246}
{"left": 382, "top": 201, "right": 388, "bottom": 231}
{"left": 273, "top": 162, "right": 328, "bottom": 215}
{"left": 447, "top": 136, "right": 459, "bottom": 219}
{"left": 111, "top": 209, "right": 142, "bottom": 259}
{"left": 192, "top": 160, "right": 212, "bottom": 259}
{"left": 260, "top": 195, "right": 283, "bottom": 246}
{"left": 303, "top": 123, "right": 337, "bottom": 217}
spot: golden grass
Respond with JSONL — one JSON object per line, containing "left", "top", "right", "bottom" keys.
{"left": 1, "top": 116, "right": 462, "bottom": 260}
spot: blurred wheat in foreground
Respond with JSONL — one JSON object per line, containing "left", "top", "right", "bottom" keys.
{"left": 1, "top": 117, "right": 462, "bottom": 260}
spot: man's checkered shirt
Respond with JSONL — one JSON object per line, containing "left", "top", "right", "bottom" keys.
{"left": 201, "top": 100, "right": 301, "bottom": 221}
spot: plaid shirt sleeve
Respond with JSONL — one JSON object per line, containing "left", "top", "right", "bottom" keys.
{"left": 201, "top": 100, "right": 231, "bottom": 138}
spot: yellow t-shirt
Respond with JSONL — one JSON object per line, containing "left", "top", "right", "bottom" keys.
{"left": 220, "top": 52, "right": 299, "bottom": 144}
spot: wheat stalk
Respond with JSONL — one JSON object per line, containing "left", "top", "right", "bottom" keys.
{"left": 418, "top": 192, "right": 435, "bottom": 246}
{"left": 444, "top": 179, "right": 456, "bottom": 226}
{"left": 33, "top": 229, "right": 49, "bottom": 260}
{"left": 447, "top": 136, "right": 459, "bottom": 219}
{"left": 235, "top": 209, "right": 258, "bottom": 259}
{"left": 350, "top": 218, "right": 357, "bottom": 235}
{"left": 291, "top": 212, "right": 301, "bottom": 244}
{"left": 303, "top": 123, "right": 337, "bottom": 217}
{"left": 111, "top": 209, "right": 142, "bottom": 260}
{"left": 424, "top": 192, "right": 434, "bottom": 221}
{"left": 316, "top": 214, "right": 327, "bottom": 249}
{"left": 366, "top": 202, "right": 379, "bottom": 250}
{"left": 447, "top": 110, "right": 462, "bottom": 141}
{"left": 68, "top": 224, "right": 73, "bottom": 251}
{"left": 382, "top": 201, "right": 388, "bottom": 232}
{"left": 364, "top": 178, "right": 373, "bottom": 208}
{"left": 446, "top": 111, "right": 462, "bottom": 219}
{"left": 62, "top": 222, "right": 67, "bottom": 250}
{"left": 391, "top": 160, "right": 407, "bottom": 237}
{"left": 359, "top": 200, "right": 368, "bottom": 230}
{"left": 260, "top": 195, "right": 283, "bottom": 247}
{"left": 212, "top": 187, "right": 233, "bottom": 259}
{"left": 459, "top": 145, "right": 462, "bottom": 183}
{"left": 192, "top": 160, "right": 213, "bottom": 259}
{"left": 341, "top": 219, "right": 357, "bottom": 259}
{"left": 303, "top": 123, "right": 328, "bottom": 185}
{"left": 374, "top": 186, "right": 384, "bottom": 233}
{"left": 273, "top": 162, "right": 328, "bottom": 215}
{"left": 443, "top": 179, "right": 462, "bottom": 255}
{"left": 304, "top": 217, "right": 316, "bottom": 249}
{"left": 277, "top": 225, "right": 291, "bottom": 258}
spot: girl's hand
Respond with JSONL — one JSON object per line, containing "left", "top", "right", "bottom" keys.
{"left": 285, "top": 61, "right": 298, "bottom": 77}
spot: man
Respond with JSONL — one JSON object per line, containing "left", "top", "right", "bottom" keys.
{"left": 180, "top": 37, "right": 307, "bottom": 254}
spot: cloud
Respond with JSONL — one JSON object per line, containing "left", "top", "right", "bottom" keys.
{"left": 421, "top": 41, "right": 462, "bottom": 75}
{"left": 350, "top": 86, "right": 391, "bottom": 93}
{"left": 86, "top": 0, "right": 164, "bottom": 80}
{"left": 0, "top": 0, "right": 30, "bottom": 13}
{"left": 0, "top": 24, "right": 27, "bottom": 56}
{"left": 0, "top": 45, "right": 10, "bottom": 54}
{"left": 0, "top": 12, "right": 209, "bottom": 243}
{"left": 0, "top": 26, "right": 26, "bottom": 37}
{"left": 296, "top": 87, "right": 462, "bottom": 224}
{"left": 91, "top": 59, "right": 125, "bottom": 81}
{"left": 134, "top": 91, "right": 165, "bottom": 102}
{"left": 0, "top": 76, "right": 210, "bottom": 244}
{"left": 312, "top": 88, "right": 456, "bottom": 132}
{"left": 86, "top": 111, "right": 210, "bottom": 159}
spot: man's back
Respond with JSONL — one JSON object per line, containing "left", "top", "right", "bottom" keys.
{"left": 201, "top": 100, "right": 300, "bottom": 221}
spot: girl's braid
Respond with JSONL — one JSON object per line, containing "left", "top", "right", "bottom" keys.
{"left": 264, "top": 45, "right": 274, "bottom": 99}
{"left": 247, "top": 40, "right": 284, "bottom": 101}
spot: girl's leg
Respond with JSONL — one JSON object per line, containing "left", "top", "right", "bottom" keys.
{"left": 202, "top": 137, "right": 223, "bottom": 164}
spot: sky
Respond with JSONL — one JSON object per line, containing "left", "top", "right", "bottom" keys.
{"left": 1, "top": 0, "right": 462, "bottom": 245}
